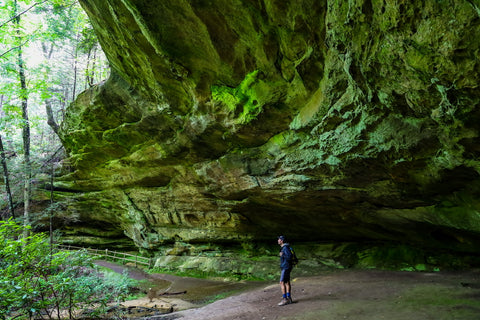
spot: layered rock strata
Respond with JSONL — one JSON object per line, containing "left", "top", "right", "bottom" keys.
{"left": 56, "top": 0, "right": 480, "bottom": 269}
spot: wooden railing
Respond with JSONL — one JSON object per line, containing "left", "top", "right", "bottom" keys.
{"left": 58, "top": 245, "right": 153, "bottom": 268}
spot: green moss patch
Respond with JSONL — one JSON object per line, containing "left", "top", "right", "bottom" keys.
{"left": 211, "top": 70, "right": 284, "bottom": 124}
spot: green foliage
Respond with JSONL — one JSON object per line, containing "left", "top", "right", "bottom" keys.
{"left": 0, "top": 0, "right": 109, "bottom": 215}
{"left": 77, "top": 25, "right": 98, "bottom": 54}
{"left": 0, "top": 219, "right": 134, "bottom": 319}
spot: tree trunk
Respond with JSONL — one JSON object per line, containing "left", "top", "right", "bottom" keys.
{"left": 0, "top": 95, "right": 15, "bottom": 219}
{"left": 72, "top": 35, "right": 79, "bottom": 100}
{"left": 0, "top": 134, "right": 15, "bottom": 220}
{"left": 49, "top": 161, "right": 54, "bottom": 252}
{"left": 45, "top": 98, "right": 59, "bottom": 134}
{"left": 85, "top": 47, "right": 92, "bottom": 89}
{"left": 91, "top": 47, "right": 97, "bottom": 85}
{"left": 14, "top": 0, "right": 31, "bottom": 235}
{"left": 41, "top": 42, "right": 60, "bottom": 134}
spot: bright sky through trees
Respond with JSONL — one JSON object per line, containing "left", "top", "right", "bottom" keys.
{"left": 0, "top": 0, "right": 109, "bottom": 220}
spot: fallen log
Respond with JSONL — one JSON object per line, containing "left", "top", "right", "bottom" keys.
{"left": 159, "top": 290, "right": 187, "bottom": 296}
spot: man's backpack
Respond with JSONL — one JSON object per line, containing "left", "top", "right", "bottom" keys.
{"left": 289, "top": 246, "right": 299, "bottom": 267}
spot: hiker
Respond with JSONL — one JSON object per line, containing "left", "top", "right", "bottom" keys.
{"left": 277, "top": 235, "right": 293, "bottom": 306}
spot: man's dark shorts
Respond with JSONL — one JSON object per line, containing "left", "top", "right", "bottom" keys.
{"left": 280, "top": 268, "right": 292, "bottom": 283}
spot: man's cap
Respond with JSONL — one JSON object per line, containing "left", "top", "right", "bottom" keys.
{"left": 278, "top": 235, "right": 286, "bottom": 241}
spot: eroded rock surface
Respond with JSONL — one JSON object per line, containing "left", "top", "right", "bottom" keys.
{"left": 56, "top": 0, "right": 480, "bottom": 269}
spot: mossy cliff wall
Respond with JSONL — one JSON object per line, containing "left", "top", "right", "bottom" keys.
{"left": 56, "top": 0, "right": 480, "bottom": 269}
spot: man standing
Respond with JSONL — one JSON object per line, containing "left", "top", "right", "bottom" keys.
{"left": 277, "top": 235, "right": 293, "bottom": 306}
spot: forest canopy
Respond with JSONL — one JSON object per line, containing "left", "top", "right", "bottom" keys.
{"left": 0, "top": 0, "right": 109, "bottom": 225}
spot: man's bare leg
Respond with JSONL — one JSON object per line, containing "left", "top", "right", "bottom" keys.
{"left": 279, "top": 281, "right": 291, "bottom": 305}
{"left": 280, "top": 281, "right": 286, "bottom": 294}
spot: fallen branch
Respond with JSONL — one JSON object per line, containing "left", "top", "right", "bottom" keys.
{"left": 159, "top": 290, "right": 187, "bottom": 296}
{"left": 0, "top": 0, "right": 48, "bottom": 29}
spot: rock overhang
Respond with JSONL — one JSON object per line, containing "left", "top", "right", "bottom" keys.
{"left": 56, "top": 0, "right": 480, "bottom": 265}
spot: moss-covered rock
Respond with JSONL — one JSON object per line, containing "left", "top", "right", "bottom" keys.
{"left": 54, "top": 0, "right": 480, "bottom": 270}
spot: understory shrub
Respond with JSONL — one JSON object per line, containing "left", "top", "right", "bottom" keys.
{"left": 0, "top": 219, "right": 133, "bottom": 319}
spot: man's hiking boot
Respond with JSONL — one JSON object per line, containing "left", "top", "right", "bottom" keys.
{"left": 278, "top": 298, "right": 290, "bottom": 306}
{"left": 288, "top": 297, "right": 293, "bottom": 304}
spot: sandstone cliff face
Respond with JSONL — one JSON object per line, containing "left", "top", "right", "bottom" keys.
{"left": 57, "top": 0, "right": 480, "bottom": 269}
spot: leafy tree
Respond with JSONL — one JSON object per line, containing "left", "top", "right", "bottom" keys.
{"left": 0, "top": 87, "right": 23, "bottom": 219}
{"left": 0, "top": 219, "right": 134, "bottom": 319}
{"left": 0, "top": 92, "right": 16, "bottom": 219}
{"left": 0, "top": 132, "right": 15, "bottom": 219}
{"left": 0, "top": 0, "right": 109, "bottom": 229}
{"left": 11, "top": 0, "right": 34, "bottom": 238}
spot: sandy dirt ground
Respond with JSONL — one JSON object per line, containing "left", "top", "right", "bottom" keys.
{"left": 97, "top": 261, "right": 480, "bottom": 320}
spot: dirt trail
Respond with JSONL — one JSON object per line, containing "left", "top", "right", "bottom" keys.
{"left": 95, "top": 260, "right": 266, "bottom": 312}
{"left": 97, "top": 261, "right": 480, "bottom": 320}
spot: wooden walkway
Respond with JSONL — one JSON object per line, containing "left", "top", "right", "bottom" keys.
{"left": 58, "top": 245, "right": 153, "bottom": 268}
